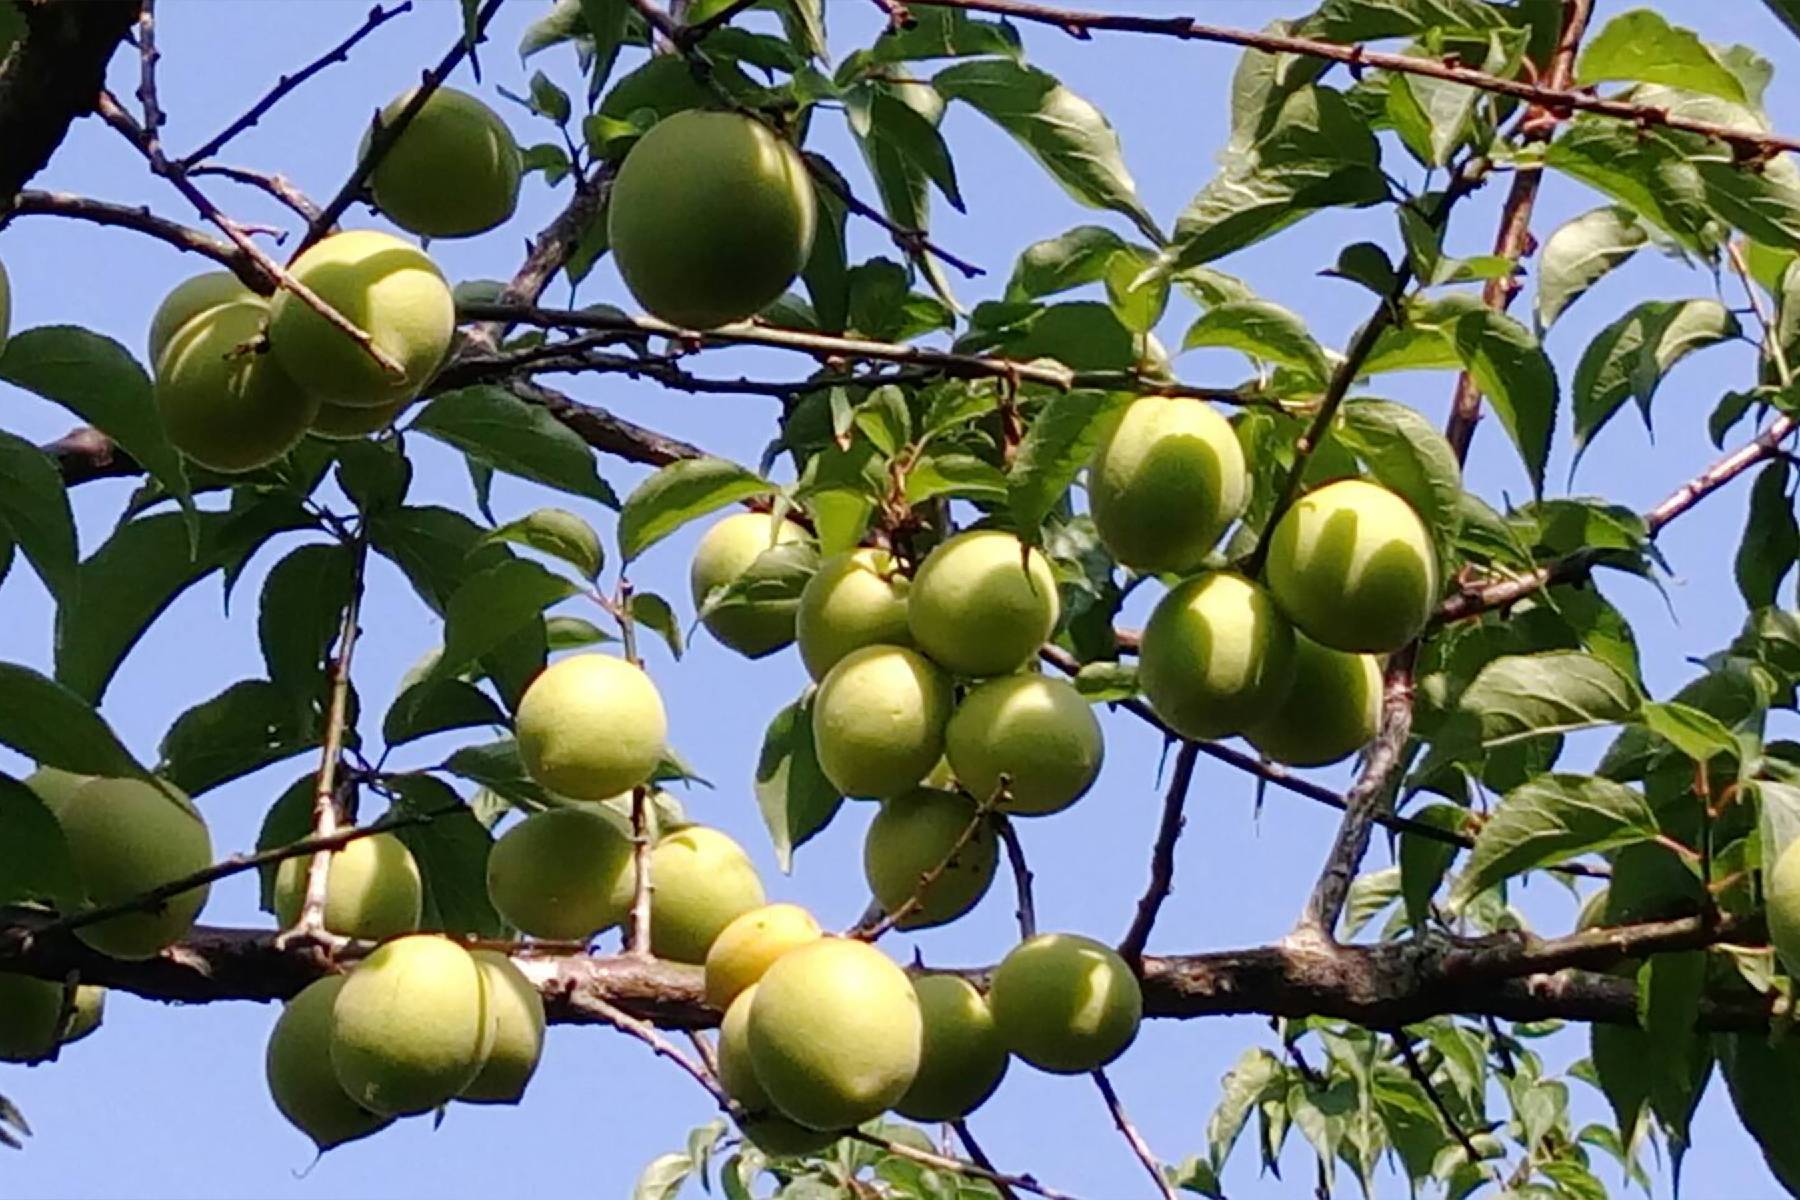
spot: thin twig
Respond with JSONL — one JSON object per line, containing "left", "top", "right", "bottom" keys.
{"left": 187, "top": 163, "right": 324, "bottom": 224}
{"left": 996, "top": 815, "right": 1036, "bottom": 940}
{"left": 1091, "top": 1070, "right": 1176, "bottom": 1200}
{"left": 853, "top": 801, "right": 995, "bottom": 941}
{"left": 1393, "top": 1029, "right": 1482, "bottom": 1164}
{"left": 627, "top": 786, "right": 655, "bottom": 958}
{"left": 850, "top": 1131, "right": 1083, "bottom": 1200}
{"left": 460, "top": 165, "right": 613, "bottom": 354}
{"left": 584, "top": 993, "right": 733, "bottom": 1107}
{"left": 1118, "top": 741, "right": 1198, "bottom": 969}
{"left": 805, "top": 151, "right": 986, "bottom": 280}
{"left": 135, "top": 1, "right": 165, "bottom": 160}
{"left": 953, "top": 1121, "right": 1021, "bottom": 1200}
{"left": 3, "top": 190, "right": 250, "bottom": 277}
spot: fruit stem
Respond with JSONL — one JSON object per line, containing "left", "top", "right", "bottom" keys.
{"left": 995, "top": 811, "right": 1037, "bottom": 940}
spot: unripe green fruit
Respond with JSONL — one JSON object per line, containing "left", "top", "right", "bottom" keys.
{"left": 1767, "top": 836, "right": 1800, "bottom": 977}
{"left": 368, "top": 87, "right": 522, "bottom": 239}
{"left": 331, "top": 934, "right": 492, "bottom": 1116}
{"left": 896, "top": 975, "right": 1010, "bottom": 1121}
{"left": 156, "top": 299, "right": 320, "bottom": 472}
{"left": 796, "top": 548, "right": 911, "bottom": 681}
{"left": 945, "top": 675, "right": 1104, "bottom": 816}
{"left": 864, "top": 788, "right": 997, "bottom": 930}
{"left": 267, "top": 229, "right": 454, "bottom": 408}
{"left": 908, "top": 531, "right": 1060, "bottom": 678}
{"left": 611, "top": 825, "right": 767, "bottom": 964}
{"left": 718, "top": 986, "right": 839, "bottom": 1156}
{"left": 748, "top": 938, "right": 922, "bottom": 1131}
{"left": 22, "top": 765, "right": 92, "bottom": 816}
{"left": 61, "top": 985, "right": 104, "bottom": 1046}
{"left": 705, "top": 902, "right": 822, "bottom": 1011}
{"left": 989, "top": 933, "right": 1141, "bottom": 1074}
{"left": 309, "top": 395, "right": 411, "bottom": 440}
{"left": 515, "top": 654, "right": 668, "bottom": 799}
{"left": 812, "top": 645, "right": 952, "bottom": 799}
{"left": 689, "top": 512, "right": 809, "bottom": 658}
{"left": 608, "top": 110, "right": 817, "bottom": 329}
{"left": 460, "top": 951, "right": 546, "bottom": 1104}
{"left": 58, "top": 778, "right": 212, "bottom": 960}
{"left": 1139, "top": 572, "right": 1296, "bottom": 740}
{"left": 0, "top": 256, "right": 10, "bottom": 353}
{"left": 1089, "top": 395, "right": 1248, "bottom": 574}
{"left": 487, "top": 808, "right": 634, "bottom": 940}
{"left": 272, "top": 832, "right": 423, "bottom": 940}
{"left": 1264, "top": 479, "right": 1439, "bottom": 654}
{"left": 147, "top": 271, "right": 252, "bottom": 367}
{"left": 0, "top": 974, "right": 64, "bottom": 1063}
{"left": 1243, "top": 634, "right": 1381, "bottom": 768}
{"left": 266, "top": 975, "right": 394, "bottom": 1150}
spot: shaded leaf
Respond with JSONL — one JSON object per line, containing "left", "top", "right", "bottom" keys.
{"left": 0, "top": 432, "right": 76, "bottom": 603}
{"left": 1336, "top": 399, "right": 1462, "bottom": 572}
{"left": 1536, "top": 207, "right": 1648, "bottom": 331}
{"left": 1459, "top": 651, "right": 1641, "bottom": 747}
{"left": 384, "top": 678, "right": 509, "bottom": 748}
{"left": 435, "top": 558, "right": 580, "bottom": 681}
{"left": 385, "top": 775, "right": 506, "bottom": 936}
{"left": 1451, "top": 773, "right": 1657, "bottom": 906}
{"left": 754, "top": 696, "right": 842, "bottom": 872}
{"left": 1737, "top": 461, "right": 1798, "bottom": 609}
{"left": 258, "top": 543, "right": 352, "bottom": 697}
{"left": 1577, "top": 9, "right": 1747, "bottom": 103}
{"left": 1572, "top": 299, "right": 1740, "bottom": 465}
{"left": 0, "top": 663, "right": 146, "bottom": 778}
{"left": 413, "top": 386, "right": 619, "bottom": 508}
{"left": 158, "top": 679, "right": 318, "bottom": 796}
{"left": 1009, "top": 391, "right": 1130, "bottom": 537}
{"left": 0, "top": 775, "right": 79, "bottom": 908}
{"left": 486, "top": 507, "right": 605, "bottom": 580}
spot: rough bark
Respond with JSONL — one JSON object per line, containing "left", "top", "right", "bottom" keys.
{"left": 0, "top": 1, "right": 143, "bottom": 202}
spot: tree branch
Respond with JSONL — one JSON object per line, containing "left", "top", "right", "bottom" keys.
{"left": 1393, "top": 1028, "right": 1482, "bottom": 1165}
{"left": 1092, "top": 1070, "right": 1175, "bottom": 1200}
{"left": 853, "top": 800, "right": 995, "bottom": 941}
{"left": 1, "top": 190, "right": 251, "bottom": 278}
{"left": 1117, "top": 740, "right": 1197, "bottom": 969}
{"left": 459, "top": 166, "right": 613, "bottom": 355}
{"left": 186, "top": 162, "right": 324, "bottom": 224}
{"left": 996, "top": 815, "right": 1037, "bottom": 940}
{"left": 0, "top": 0, "right": 143, "bottom": 203}
{"left": 850, "top": 1131, "right": 1081, "bottom": 1200}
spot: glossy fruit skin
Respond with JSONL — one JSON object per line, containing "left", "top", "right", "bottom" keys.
{"left": 147, "top": 271, "right": 252, "bottom": 366}
{"left": 368, "top": 87, "right": 522, "bottom": 238}
{"left": 266, "top": 975, "right": 394, "bottom": 1150}
{"left": 515, "top": 654, "right": 668, "bottom": 799}
{"left": 988, "top": 933, "right": 1141, "bottom": 1074}
{"left": 487, "top": 808, "right": 634, "bottom": 940}
{"left": 610, "top": 825, "right": 767, "bottom": 964}
{"left": 796, "top": 548, "right": 911, "bottom": 681}
{"left": 1089, "top": 395, "right": 1248, "bottom": 574}
{"left": 896, "top": 975, "right": 1010, "bottom": 1121}
{"left": 908, "top": 531, "right": 1060, "bottom": 678}
{"left": 0, "top": 974, "right": 65, "bottom": 1063}
{"left": 460, "top": 951, "right": 546, "bottom": 1104}
{"left": 58, "top": 778, "right": 212, "bottom": 960}
{"left": 272, "top": 832, "right": 422, "bottom": 939}
{"left": 22, "top": 765, "right": 92, "bottom": 816}
{"left": 1264, "top": 479, "right": 1439, "bottom": 654}
{"left": 688, "top": 512, "right": 809, "bottom": 658}
{"left": 156, "top": 299, "right": 321, "bottom": 472}
{"left": 863, "top": 787, "right": 997, "bottom": 930}
{"left": 1139, "top": 572, "right": 1297, "bottom": 740}
{"left": 267, "top": 229, "right": 454, "bottom": 408}
{"left": 330, "top": 934, "right": 493, "bottom": 1117}
{"left": 812, "top": 645, "right": 953, "bottom": 799}
{"left": 748, "top": 938, "right": 922, "bottom": 1131}
{"left": 309, "top": 395, "right": 410, "bottom": 440}
{"left": 1243, "top": 633, "right": 1381, "bottom": 768}
{"left": 703, "top": 902, "right": 822, "bottom": 1010}
{"left": 1768, "top": 836, "right": 1800, "bottom": 977}
{"left": 608, "top": 110, "right": 817, "bottom": 330}
{"left": 946, "top": 674, "right": 1104, "bottom": 815}
{"left": 717, "top": 986, "right": 839, "bottom": 1156}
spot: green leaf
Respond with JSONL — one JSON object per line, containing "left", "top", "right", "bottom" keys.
{"left": 435, "top": 558, "right": 580, "bottom": 681}
{"left": 1444, "top": 304, "right": 1558, "bottom": 494}
{"left": 383, "top": 678, "right": 508, "bottom": 748}
{"left": 847, "top": 82, "right": 962, "bottom": 216}
{"left": 485, "top": 507, "right": 605, "bottom": 580}
{"left": 158, "top": 679, "right": 319, "bottom": 796}
{"left": 632, "top": 1152, "right": 694, "bottom": 1200}
{"left": 836, "top": 7, "right": 1019, "bottom": 79}
{"left": 1571, "top": 299, "right": 1740, "bottom": 465}
{"left": 1458, "top": 651, "right": 1641, "bottom": 747}
{"left": 1760, "top": 0, "right": 1800, "bottom": 45}
{"left": 1639, "top": 701, "right": 1739, "bottom": 765}
{"left": 253, "top": 772, "right": 316, "bottom": 912}
{"left": 1010, "top": 390, "right": 1130, "bottom": 539}
{"left": 384, "top": 775, "right": 506, "bottom": 936}
{"left": 413, "top": 386, "right": 619, "bottom": 508}
{"left": 1006, "top": 225, "right": 1139, "bottom": 302}
{"left": 367, "top": 505, "right": 485, "bottom": 615}
{"left": 1577, "top": 9, "right": 1747, "bottom": 103}
{"left": 1718, "top": 1032, "right": 1800, "bottom": 1194}
{"left": 1450, "top": 773, "right": 1657, "bottom": 906}
{"left": 754, "top": 696, "right": 842, "bottom": 872}
{"left": 439, "top": 739, "right": 555, "bottom": 811}
{"left": 1536, "top": 207, "right": 1649, "bottom": 332}
{"left": 1738, "top": 461, "right": 1798, "bottom": 609}
{"left": 1590, "top": 1023, "right": 1651, "bottom": 1141}
{"left": 257, "top": 543, "right": 352, "bottom": 698}
{"left": 629, "top": 591, "right": 685, "bottom": 660}
{"left": 698, "top": 543, "right": 818, "bottom": 656}
{"left": 904, "top": 452, "right": 1008, "bottom": 506}
{"left": 0, "top": 662, "right": 147, "bottom": 778}
{"left": 1398, "top": 802, "right": 1463, "bottom": 927}
{"left": 0, "top": 432, "right": 76, "bottom": 604}
{"left": 1207, "top": 1047, "right": 1285, "bottom": 1169}
{"left": 1336, "top": 399, "right": 1463, "bottom": 572}
{"left": 334, "top": 438, "right": 411, "bottom": 513}
{"left": 1385, "top": 69, "right": 1477, "bottom": 169}
{"left": 1299, "top": 0, "right": 1518, "bottom": 41}
{"left": 1544, "top": 119, "right": 1716, "bottom": 254}
{"left": 617, "top": 457, "right": 774, "bottom": 563}
{"left": 1182, "top": 300, "right": 1330, "bottom": 385}
{"left": 0, "top": 775, "right": 79, "bottom": 908}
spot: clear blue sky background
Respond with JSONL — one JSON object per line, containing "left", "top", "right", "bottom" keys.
{"left": 1, "top": 1, "right": 1796, "bottom": 1196}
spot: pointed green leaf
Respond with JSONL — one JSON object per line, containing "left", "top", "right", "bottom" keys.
{"left": 1183, "top": 300, "right": 1330, "bottom": 385}
{"left": 1545, "top": 119, "right": 1716, "bottom": 254}
{"left": 1451, "top": 773, "right": 1657, "bottom": 906}
{"left": 258, "top": 543, "right": 353, "bottom": 697}
{"left": 1445, "top": 304, "right": 1558, "bottom": 494}
{"left": 1336, "top": 398, "right": 1463, "bottom": 570}
{"left": 158, "top": 679, "right": 319, "bottom": 796}
{"left": 1009, "top": 390, "right": 1130, "bottom": 538}
{"left": 1458, "top": 651, "right": 1641, "bottom": 747}
{"left": 1737, "top": 460, "right": 1799, "bottom": 609}
{"left": 1572, "top": 299, "right": 1740, "bottom": 465}
{"left": 1536, "top": 207, "right": 1649, "bottom": 332}
{"left": 0, "top": 662, "right": 146, "bottom": 778}
{"left": 438, "top": 739, "right": 555, "bottom": 811}
{"left": 754, "top": 695, "right": 842, "bottom": 872}
{"left": 413, "top": 385, "right": 619, "bottom": 508}
{"left": 485, "top": 507, "right": 605, "bottom": 580}
{"left": 1577, "top": 9, "right": 1747, "bottom": 103}
{"left": 0, "top": 433, "right": 76, "bottom": 604}
{"left": 383, "top": 678, "right": 508, "bottom": 748}
{"left": 435, "top": 558, "right": 580, "bottom": 681}
{"left": 0, "top": 775, "right": 79, "bottom": 908}
{"left": 384, "top": 775, "right": 506, "bottom": 936}
{"left": 617, "top": 457, "right": 773, "bottom": 563}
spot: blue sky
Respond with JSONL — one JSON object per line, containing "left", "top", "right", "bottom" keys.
{"left": 2, "top": 1, "right": 1797, "bottom": 1196}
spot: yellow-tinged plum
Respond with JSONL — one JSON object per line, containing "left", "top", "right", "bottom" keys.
{"left": 796, "top": 548, "right": 911, "bottom": 681}
{"left": 460, "top": 951, "right": 545, "bottom": 1104}
{"left": 266, "top": 975, "right": 394, "bottom": 1150}
{"left": 908, "top": 531, "right": 1059, "bottom": 678}
{"left": 896, "top": 975, "right": 1010, "bottom": 1121}
{"left": 368, "top": 87, "right": 522, "bottom": 239}
{"left": 0, "top": 974, "right": 64, "bottom": 1063}
{"left": 1138, "top": 572, "right": 1296, "bottom": 740}
{"left": 272, "top": 832, "right": 422, "bottom": 939}
{"left": 156, "top": 299, "right": 320, "bottom": 472}
{"left": 748, "top": 937, "right": 921, "bottom": 1131}
{"left": 608, "top": 110, "right": 817, "bottom": 330}
{"left": 58, "top": 777, "right": 212, "bottom": 960}
{"left": 309, "top": 395, "right": 411, "bottom": 440}
{"left": 1264, "top": 478, "right": 1439, "bottom": 654}
{"left": 1767, "top": 836, "right": 1800, "bottom": 976}
{"left": 487, "top": 808, "right": 634, "bottom": 940}
{"left": 812, "top": 645, "right": 952, "bottom": 799}
{"left": 1243, "top": 633, "right": 1381, "bottom": 768}
{"left": 688, "top": 512, "right": 809, "bottom": 658}
{"left": 863, "top": 788, "right": 997, "bottom": 930}
{"left": 22, "top": 765, "right": 92, "bottom": 816}
{"left": 945, "top": 674, "right": 1104, "bottom": 816}
{"left": 515, "top": 653, "right": 668, "bottom": 799}
{"left": 704, "top": 902, "right": 822, "bottom": 1010}
{"left": 267, "top": 229, "right": 454, "bottom": 408}
{"left": 1088, "top": 395, "right": 1248, "bottom": 574}
{"left": 611, "top": 825, "right": 766, "bottom": 964}
{"left": 988, "top": 933, "right": 1141, "bottom": 1074}
{"left": 717, "top": 986, "right": 839, "bottom": 1156}
{"left": 147, "top": 270, "right": 252, "bottom": 366}
{"left": 330, "top": 934, "right": 492, "bottom": 1116}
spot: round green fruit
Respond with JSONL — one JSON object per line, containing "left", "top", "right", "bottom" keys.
{"left": 487, "top": 808, "right": 634, "bottom": 940}
{"left": 945, "top": 674, "right": 1104, "bottom": 816}
{"left": 331, "top": 934, "right": 492, "bottom": 1116}
{"left": 863, "top": 787, "right": 997, "bottom": 930}
{"left": 704, "top": 902, "right": 822, "bottom": 1011}
{"left": 1088, "top": 395, "right": 1248, "bottom": 574}
{"left": 1767, "top": 836, "right": 1800, "bottom": 977}
{"left": 608, "top": 109, "right": 817, "bottom": 330}
{"left": 267, "top": 229, "right": 454, "bottom": 408}
{"left": 908, "top": 531, "right": 1060, "bottom": 678}
{"left": 1138, "top": 572, "right": 1297, "bottom": 740}
{"left": 272, "top": 831, "right": 422, "bottom": 940}
{"left": 22, "top": 765, "right": 92, "bottom": 816}
{"left": 689, "top": 511, "right": 809, "bottom": 658}
{"left": 515, "top": 654, "right": 668, "bottom": 799}
{"left": 1263, "top": 478, "right": 1439, "bottom": 654}
{"left": 61, "top": 985, "right": 104, "bottom": 1046}
{"left": 896, "top": 975, "right": 1010, "bottom": 1121}
{"left": 156, "top": 299, "right": 320, "bottom": 472}
{"left": 147, "top": 270, "right": 252, "bottom": 367}
{"left": 309, "top": 395, "right": 410, "bottom": 440}
{"left": 748, "top": 937, "right": 922, "bottom": 1131}
{"left": 0, "top": 974, "right": 64, "bottom": 1063}
{"left": 1243, "top": 633, "right": 1380, "bottom": 768}
{"left": 718, "top": 986, "right": 839, "bottom": 1156}
{"left": 989, "top": 933, "right": 1141, "bottom": 1074}
{"left": 612, "top": 825, "right": 766, "bottom": 964}
{"left": 58, "top": 777, "right": 212, "bottom": 960}
{"left": 796, "top": 548, "right": 911, "bottom": 681}
{"left": 266, "top": 975, "right": 394, "bottom": 1150}
{"left": 460, "top": 951, "right": 545, "bottom": 1104}
{"left": 368, "top": 87, "right": 522, "bottom": 239}
{"left": 812, "top": 645, "right": 952, "bottom": 799}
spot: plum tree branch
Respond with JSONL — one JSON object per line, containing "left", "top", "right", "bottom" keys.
{"left": 996, "top": 815, "right": 1037, "bottom": 940}
{"left": 953, "top": 1121, "right": 1024, "bottom": 1200}
{"left": 850, "top": 1130, "right": 1081, "bottom": 1200}
{"left": 186, "top": 162, "right": 324, "bottom": 224}
{"left": 459, "top": 165, "right": 613, "bottom": 354}
{"left": 1117, "top": 740, "right": 1197, "bottom": 970}
{"left": 1393, "top": 1029, "right": 1482, "bottom": 1165}
{"left": 0, "top": 0, "right": 143, "bottom": 203}
{"left": 1092, "top": 1070, "right": 1176, "bottom": 1200}
{"left": 1, "top": 190, "right": 252, "bottom": 278}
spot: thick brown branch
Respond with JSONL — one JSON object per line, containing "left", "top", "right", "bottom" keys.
{"left": 0, "top": 1, "right": 142, "bottom": 202}
{"left": 460, "top": 167, "right": 613, "bottom": 354}
{"left": 1118, "top": 741, "right": 1197, "bottom": 969}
